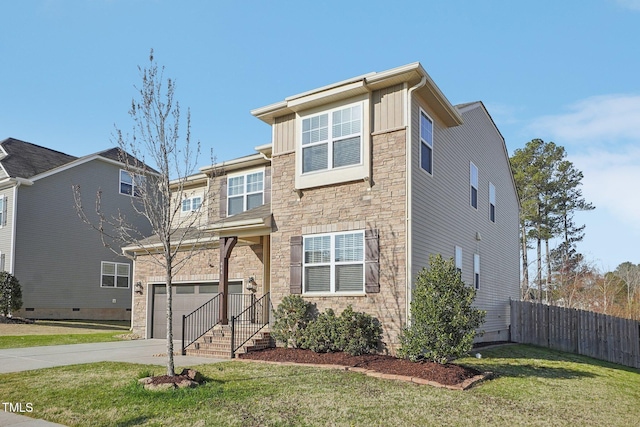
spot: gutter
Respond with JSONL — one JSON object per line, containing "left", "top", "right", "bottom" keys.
{"left": 405, "top": 75, "right": 427, "bottom": 327}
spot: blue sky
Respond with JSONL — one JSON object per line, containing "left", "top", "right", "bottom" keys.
{"left": 1, "top": 0, "right": 639, "bottom": 271}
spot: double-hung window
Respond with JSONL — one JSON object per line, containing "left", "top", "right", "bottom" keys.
{"left": 227, "top": 171, "right": 264, "bottom": 216}
{"left": 0, "top": 195, "right": 6, "bottom": 227}
{"left": 101, "top": 261, "right": 130, "bottom": 288}
{"left": 489, "top": 182, "right": 496, "bottom": 222}
{"left": 474, "top": 254, "right": 480, "bottom": 290}
{"left": 303, "top": 231, "right": 364, "bottom": 294}
{"left": 119, "top": 170, "right": 145, "bottom": 197}
{"left": 455, "top": 246, "right": 463, "bottom": 273}
{"left": 420, "top": 110, "right": 434, "bottom": 174}
{"left": 470, "top": 162, "right": 478, "bottom": 209}
{"left": 301, "top": 103, "right": 362, "bottom": 174}
{"left": 182, "top": 196, "right": 202, "bottom": 213}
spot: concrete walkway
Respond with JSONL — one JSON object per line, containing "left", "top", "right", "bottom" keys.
{"left": 0, "top": 339, "right": 225, "bottom": 426}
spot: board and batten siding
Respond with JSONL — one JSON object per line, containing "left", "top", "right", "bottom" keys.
{"left": 0, "top": 187, "right": 14, "bottom": 271}
{"left": 410, "top": 96, "right": 520, "bottom": 341}
{"left": 272, "top": 113, "right": 296, "bottom": 155}
{"left": 372, "top": 84, "right": 405, "bottom": 133}
{"left": 13, "top": 158, "right": 153, "bottom": 317}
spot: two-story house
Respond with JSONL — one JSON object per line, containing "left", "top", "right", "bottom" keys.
{"left": 129, "top": 63, "right": 520, "bottom": 353}
{"left": 0, "top": 138, "right": 153, "bottom": 320}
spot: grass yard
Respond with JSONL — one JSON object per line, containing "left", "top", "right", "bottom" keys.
{"left": 0, "top": 344, "right": 638, "bottom": 426}
{"left": 0, "top": 320, "right": 130, "bottom": 349}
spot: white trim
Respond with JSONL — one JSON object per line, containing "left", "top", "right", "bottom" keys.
{"left": 9, "top": 184, "right": 19, "bottom": 274}
{"left": 226, "top": 167, "right": 265, "bottom": 217}
{"left": 100, "top": 261, "right": 131, "bottom": 289}
{"left": 455, "top": 246, "right": 463, "bottom": 271}
{"left": 474, "top": 254, "right": 480, "bottom": 290}
{"left": 489, "top": 182, "right": 496, "bottom": 223}
{"left": 419, "top": 108, "right": 434, "bottom": 176}
{"left": 30, "top": 153, "right": 154, "bottom": 183}
{"left": 302, "top": 230, "right": 365, "bottom": 295}
{"left": 470, "top": 162, "right": 478, "bottom": 209}
{"left": 181, "top": 195, "right": 203, "bottom": 214}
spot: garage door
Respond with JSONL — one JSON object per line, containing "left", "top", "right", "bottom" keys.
{"left": 151, "top": 282, "right": 243, "bottom": 339}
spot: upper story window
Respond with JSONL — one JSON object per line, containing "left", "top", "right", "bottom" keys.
{"left": 301, "top": 103, "right": 362, "bottom": 174}
{"left": 455, "top": 246, "right": 463, "bottom": 272}
{"left": 181, "top": 196, "right": 202, "bottom": 213}
{"left": 101, "top": 261, "right": 130, "bottom": 288}
{"left": 119, "top": 170, "right": 145, "bottom": 197}
{"left": 303, "top": 231, "right": 364, "bottom": 294}
{"left": 0, "top": 195, "right": 6, "bottom": 227}
{"left": 420, "top": 110, "right": 433, "bottom": 174}
{"left": 470, "top": 162, "right": 478, "bottom": 209}
{"left": 474, "top": 254, "right": 480, "bottom": 290}
{"left": 489, "top": 182, "right": 496, "bottom": 222}
{"left": 227, "top": 170, "right": 264, "bottom": 216}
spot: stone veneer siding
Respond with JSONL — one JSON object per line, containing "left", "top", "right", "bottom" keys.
{"left": 270, "top": 129, "right": 408, "bottom": 353}
{"left": 132, "top": 241, "right": 265, "bottom": 338}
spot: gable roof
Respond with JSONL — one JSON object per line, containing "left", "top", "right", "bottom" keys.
{"left": 0, "top": 138, "right": 77, "bottom": 179}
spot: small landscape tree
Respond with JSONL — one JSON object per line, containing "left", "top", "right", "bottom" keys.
{"left": 398, "top": 254, "right": 485, "bottom": 364}
{"left": 0, "top": 272, "right": 22, "bottom": 317}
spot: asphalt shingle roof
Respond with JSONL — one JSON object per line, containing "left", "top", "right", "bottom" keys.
{"left": 0, "top": 138, "right": 77, "bottom": 179}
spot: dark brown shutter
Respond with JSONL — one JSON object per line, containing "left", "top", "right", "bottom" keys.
{"left": 264, "top": 166, "right": 272, "bottom": 205}
{"left": 219, "top": 178, "right": 227, "bottom": 218}
{"left": 365, "top": 229, "right": 380, "bottom": 293}
{"left": 290, "top": 236, "right": 303, "bottom": 294}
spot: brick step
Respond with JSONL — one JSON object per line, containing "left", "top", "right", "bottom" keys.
{"left": 186, "top": 329, "right": 274, "bottom": 358}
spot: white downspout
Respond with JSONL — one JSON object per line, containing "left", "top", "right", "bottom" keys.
{"left": 9, "top": 182, "right": 21, "bottom": 274}
{"left": 405, "top": 75, "right": 427, "bottom": 326}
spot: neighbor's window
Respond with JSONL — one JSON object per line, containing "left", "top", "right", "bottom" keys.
{"left": 119, "top": 170, "right": 145, "bottom": 197}
{"left": 182, "top": 196, "right": 202, "bottom": 213}
{"left": 470, "top": 162, "right": 478, "bottom": 209}
{"left": 0, "top": 195, "right": 6, "bottom": 227}
{"left": 301, "top": 103, "right": 362, "bottom": 174}
{"left": 489, "top": 182, "right": 496, "bottom": 222}
{"left": 303, "top": 231, "right": 364, "bottom": 294}
{"left": 474, "top": 254, "right": 480, "bottom": 290}
{"left": 101, "top": 261, "right": 130, "bottom": 288}
{"left": 455, "top": 246, "right": 463, "bottom": 272}
{"left": 227, "top": 170, "right": 264, "bottom": 216}
{"left": 420, "top": 110, "right": 434, "bottom": 174}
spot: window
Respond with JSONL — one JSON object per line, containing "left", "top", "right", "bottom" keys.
{"left": 470, "top": 162, "right": 478, "bottom": 209}
{"left": 227, "top": 170, "right": 264, "bottom": 216}
{"left": 489, "top": 182, "right": 496, "bottom": 222}
{"left": 119, "top": 170, "right": 145, "bottom": 197}
{"left": 420, "top": 110, "right": 433, "bottom": 174}
{"left": 455, "top": 246, "right": 462, "bottom": 272}
{"left": 0, "top": 195, "right": 6, "bottom": 227}
{"left": 101, "top": 262, "right": 130, "bottom": 288}
{"left": 301, "top": 103, "right": 362, "bottom": 174}
{"left": 474, "top": 254, "right": 480, "bottom": 290}
{"left": 181, "top": 196, "right": 202, "bottom": 213}
{"left": 303, "top": 231, "right": 364, "bottom": 294}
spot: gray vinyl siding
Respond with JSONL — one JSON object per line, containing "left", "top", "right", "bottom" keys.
{"left": 0, "top": 186, "right": 14, "bottom": 271}
{"left": 13, "top": 159, "right": 153, "bottom": 312}
{"left": 273, "top": 113, "right": 296, "bottom": 155}
{"left": 372, "top": 84, "right": 405, "bottom": 133}
{"left": 410, "top": 97, "right": 520, "bottom": 336}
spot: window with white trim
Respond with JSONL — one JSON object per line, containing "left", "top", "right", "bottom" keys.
{"left": 181, "top": 196, "right": 202, "bottom": 213}
{"left": 101, "top": 261, "right": 130, "bottom": 288}
{"left": 119, "top": 170, "right": 145, "bottom": 197}
{"left": 301, "top": 103, "right": 362, "bottom": 174}
{"left": 470, "top": 162, "right": 478, "bottom": 209}
{"left": 0, "top": 195, "right": 6, "bottom": 227}
{"left": 489, "top": 182, "right": 496, "bottom": 222}
{"left": 474, "top": 254, "right": 480, "bottom": 290}
{"left": 303, "top": 231, "right": 364, "bottom": 294}
{"left": 455, "top": 246, "right": 463, "bottom": 272}
{"left": 420, "top": 110, "right": 433, "bottom": 174}
{"left": 227, "top": 170, "right": 264, "bottom": 216}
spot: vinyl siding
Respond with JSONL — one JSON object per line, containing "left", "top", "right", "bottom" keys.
{"left": 372, "top": 84, "right": 405, "bottom": 133}
{"left": 273, "top": 113, "right": 296, "bottom": 155}
{"left": 13, "top": 159, "right": 153, "bottom": 313}
{"left": 0, "top": 187, "right": 14, "bottom": 271}
{"left": 410, "top": 96, "right": 520, "bottom": 337}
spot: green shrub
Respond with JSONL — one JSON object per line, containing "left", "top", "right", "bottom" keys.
{"left": 300, "top": 308, "right": 341, "bottom": 353}
{"left": 398, "top": 254, "right": 485, "bottom": 364}
{"left": 337, "top": 306, "right": 382, "bottom": 355}
{"left": 271, "top": 295, "right": 314, "bottom": 348}
{"left": 0, "top": 272, "right": 22, "bottom": 317}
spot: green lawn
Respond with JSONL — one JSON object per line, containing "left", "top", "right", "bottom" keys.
{"left": 0, "top": 344, "right": 638, "bottom": 426}
{"left": 0, "top": 320, "right": 130, "bottom": 348}
{"left": 0, "top": 332, "right": 125, "bottom": 349}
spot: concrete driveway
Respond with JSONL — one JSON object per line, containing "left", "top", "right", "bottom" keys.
{"left": 0, "top": 339, "right": 224, "bottom": 374}
{"left": 0, "top": 340, "right": 225, "bottom": 426}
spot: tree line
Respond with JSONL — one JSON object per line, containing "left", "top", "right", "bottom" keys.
{"left": 510, "top": 139, "right": 639, "bottom": 320}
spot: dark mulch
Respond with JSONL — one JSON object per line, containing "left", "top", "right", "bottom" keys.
{"left": 239, "top": 347, "right": 481, "bottom": 386}
{"left": 0, "top": 315, "right": 34, "bottom": 324}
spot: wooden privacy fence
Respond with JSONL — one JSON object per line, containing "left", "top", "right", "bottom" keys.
{"left": 510, "top": 299, "right": 640, "bottom": 369}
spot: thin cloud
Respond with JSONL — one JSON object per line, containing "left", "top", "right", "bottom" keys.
{"left": 529, "top": 94, "right": 640, "bottom": 145}
{"left": 615, "top": 0, "right": 640, "bottom": 11}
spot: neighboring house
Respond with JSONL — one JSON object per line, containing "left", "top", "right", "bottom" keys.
{"left": 129, "top": 62, "right": 520, "bottom": 353}
{"left": 0, "top": 138, "right": 153, "bottom": 320}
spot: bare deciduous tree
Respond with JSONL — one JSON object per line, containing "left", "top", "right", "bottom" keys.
{"left": 74, "top": 49, "right": 211, "bottom": 376}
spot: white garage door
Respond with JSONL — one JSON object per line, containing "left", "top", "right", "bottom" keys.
{"left": 151, "top": 282, "right": 243, "bottom": 339}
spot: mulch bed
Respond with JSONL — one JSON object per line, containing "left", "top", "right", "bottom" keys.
{"left": 239, "top": 347, "right": 486, "bottom": 389}
{"left": 0, "top": 315, "right": 34, "bottom": 324}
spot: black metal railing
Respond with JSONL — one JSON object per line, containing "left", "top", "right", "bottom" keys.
{"left": 181, "top": 293, "right": 222, "bottom": 355}
{"left": 230, "top": 292, "right": 271, "bottom": 358}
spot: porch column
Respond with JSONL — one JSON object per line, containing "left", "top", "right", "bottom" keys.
{"left": 219, "top": 236, "right": 238, "bottom": 325}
